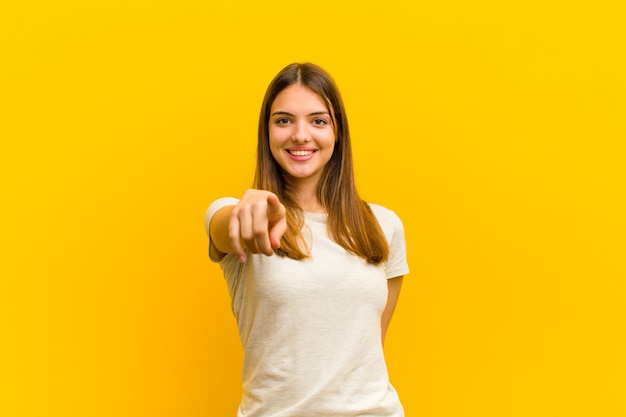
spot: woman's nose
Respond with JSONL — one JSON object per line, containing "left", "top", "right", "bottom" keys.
{"left": 291, "top": 122, "right": 311, "bottom": 142}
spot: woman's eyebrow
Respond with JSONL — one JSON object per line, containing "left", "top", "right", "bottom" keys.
{"left": 271, "top": 111, "right": 330, "bottom": 116}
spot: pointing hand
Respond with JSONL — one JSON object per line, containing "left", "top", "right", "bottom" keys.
{"left": 229, "top": 190, "right": 287, "bottom": 263}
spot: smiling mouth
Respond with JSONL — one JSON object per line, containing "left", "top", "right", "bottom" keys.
{"left": 287, "top": 150, "right": 316, "bottom": 156}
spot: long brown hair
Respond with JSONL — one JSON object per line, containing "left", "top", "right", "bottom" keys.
{"left": 254, "top": 63, "right": 389, "bottom": 264}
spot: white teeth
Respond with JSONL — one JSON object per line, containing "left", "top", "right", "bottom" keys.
{"left": 290, "top": 150, "right": 313, "bottom": 156}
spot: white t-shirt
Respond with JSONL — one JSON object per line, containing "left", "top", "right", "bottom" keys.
{"left": 206, "top": 197, "right": 409, "bottom": 417}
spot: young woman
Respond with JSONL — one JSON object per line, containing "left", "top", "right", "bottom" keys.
{"left": 205, "top": 63, "right": 409, "bottom": 417}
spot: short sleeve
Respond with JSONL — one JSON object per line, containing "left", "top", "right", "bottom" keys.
{"left": 368, "top": 203, "right": 410, "bottom": 279}
{"left": 384, "top": 213, "right": 409, "bottom": 279}
{"left": 204, "top": 197, "right": 240, "bottom": 263}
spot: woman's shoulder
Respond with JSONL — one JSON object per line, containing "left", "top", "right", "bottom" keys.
{"left": 366, "top": 202, "right": 400, "bottom": 218}
{"left": 206, "top": 197, "right": 240, "bottom": 217}
{"left": 366, "top": 202, "right": 404, "bottom": 228}
{"left": 205, "top": 197, "right": 240, "bottom": 233}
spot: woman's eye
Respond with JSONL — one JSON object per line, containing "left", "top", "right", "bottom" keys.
{"left": 275, "top": 118, "right": 290, "bottom": 125}
{"left": 313, "top": 118, "right": 328, "bottom": 126}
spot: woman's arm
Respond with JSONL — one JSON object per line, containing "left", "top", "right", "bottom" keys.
{"left": 381, "top": 276, "right": 404, "bottom": 344}
{"left": 209, "top": 205, "right": 237, "bottom": 255}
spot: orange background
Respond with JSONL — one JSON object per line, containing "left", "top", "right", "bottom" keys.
{"left": 2, "top": 1, "right": 625, "bottom": 416}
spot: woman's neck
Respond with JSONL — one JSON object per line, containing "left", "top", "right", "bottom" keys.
{"left": 289, "top": 181, "right": 326, "bottom": 213}
{"left": 299, "top": 199, "right": 326, "bottom": 213}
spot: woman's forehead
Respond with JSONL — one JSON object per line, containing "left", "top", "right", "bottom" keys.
{"left": 271, "top": 84, "right": 330, "bottom": 112}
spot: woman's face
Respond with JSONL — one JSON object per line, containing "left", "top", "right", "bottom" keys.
{"left": 269, "top": 84, "right": 336, "bottom": 188}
